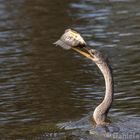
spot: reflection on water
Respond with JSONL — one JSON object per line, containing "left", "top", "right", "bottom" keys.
{"left": 0, "top": 0, "right": 139, "bottom": 139}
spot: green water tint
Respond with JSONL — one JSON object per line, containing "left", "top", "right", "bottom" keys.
{"left": 0, "top": 122, "right": 62, "bottom": 139}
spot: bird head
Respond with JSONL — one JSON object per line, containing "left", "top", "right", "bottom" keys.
{"left": 87, "top": 49, "right": 106, "bottom": 64}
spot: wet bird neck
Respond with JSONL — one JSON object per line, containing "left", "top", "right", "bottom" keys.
{"left": 98, "top": 61, "right": 113, "bottom": 113}
{"left": 93, "top": 61, "right": 114, "bottom": 125}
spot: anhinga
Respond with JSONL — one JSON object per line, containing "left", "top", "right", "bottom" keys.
{"left": 54, "top": 29, "right": 114, "bottom": 125}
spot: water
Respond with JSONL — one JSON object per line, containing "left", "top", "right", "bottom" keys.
{"left": 0, "top": 0, "right": 139, "bottom": 139}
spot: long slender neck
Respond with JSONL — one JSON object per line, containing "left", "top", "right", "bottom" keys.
{"left": 71, "top": 47, "right": 114, "bottom": 124}
{"left": 97, "top": 61, "right": 113, "bottom": 108}
{"left": 93, "top": 60, "right": 114, "bottom": 125}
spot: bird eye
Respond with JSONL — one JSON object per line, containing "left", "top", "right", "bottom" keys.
{"left": 90, "top": 50, "right": 95, "bottom": 54}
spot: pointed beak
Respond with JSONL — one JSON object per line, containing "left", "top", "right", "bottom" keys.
{"left": 71, "top": 46, "right": 95, "bottom": 61}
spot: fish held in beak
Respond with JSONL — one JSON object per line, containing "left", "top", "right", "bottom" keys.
{"left": 53, "top": 29, "right": 87, "bottom": 50}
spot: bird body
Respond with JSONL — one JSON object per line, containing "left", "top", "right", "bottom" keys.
{"left": 54, "top": 29, "right": 114, "bottom": 125}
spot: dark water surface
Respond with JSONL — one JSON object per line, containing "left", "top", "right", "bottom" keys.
{"left": 0, "top": 0, "right": 140, "bottom": 139}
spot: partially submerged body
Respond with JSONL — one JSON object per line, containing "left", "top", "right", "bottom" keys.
{"left": 54, "top": 29, "right": 114, "bottom": 125}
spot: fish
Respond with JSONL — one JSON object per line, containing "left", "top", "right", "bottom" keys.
{"left": 53, "top": 29, "right": 87, "bottom": 50}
